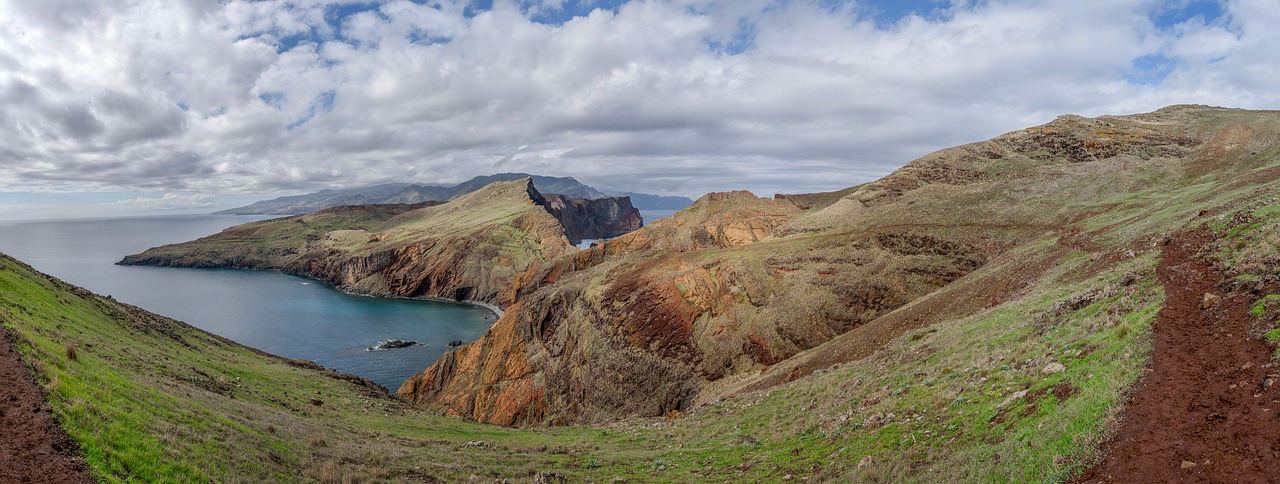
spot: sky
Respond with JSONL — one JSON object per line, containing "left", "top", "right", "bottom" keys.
{"left": 0, "top": 0, "right": 1275, "bottom": 219}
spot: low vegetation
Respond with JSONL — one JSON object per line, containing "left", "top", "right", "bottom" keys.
{"left": 1, "top": 241, "right": 1166, "bottom": 482}
{"left": 6, "top": 105, "right": 1280, "bottom": 481}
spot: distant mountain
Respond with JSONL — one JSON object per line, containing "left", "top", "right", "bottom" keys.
{"left": 446, "top": 173, "right": 607, "bottom": 199}
{"left": 215, "top": 183, "right": 415, "bottom": 215}
{"left": 216, "top": 173, "right": 689, "bottom": 215}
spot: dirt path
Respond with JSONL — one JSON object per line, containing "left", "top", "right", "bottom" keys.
{"left": 0, "top": 327, "right": 93, "bottom": 483}
{"left": 1078, "top": 231, "right": 1280, "bottom": 482}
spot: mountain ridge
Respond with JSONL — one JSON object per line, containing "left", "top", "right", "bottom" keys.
{"left": 7, "top": 105, "right": 1280, "bottom": 481}
{"left": 399, "top": 105, "right": 1280, "bottom": 426}
{"left": 216, "top": 173, "right": 693, "bottom": 215}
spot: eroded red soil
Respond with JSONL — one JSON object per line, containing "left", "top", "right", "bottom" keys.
{"left": 1079, "top": 231, "right": 1280, "bottom": 482}
{"left": 0, "top": 327, "right": 92, "bottom": 483}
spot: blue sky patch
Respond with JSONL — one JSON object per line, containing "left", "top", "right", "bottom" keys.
{"left": 526, "top": 0, "right": 628, "bottom": 25}
{"left": 705, "top": 17, "right": 757, "bottom": 56}
{"left": 1125, "top": 53, "right": 1176, "bottom": 86}
{"left": 258, "top": 92, "right": 286, "bottom": 109}
{"left": 287, "top": 90, "right": 338, "bottom": 130}
{"left": 1151, "top": 0, "right": 1225, "bottom": 29}
{"left": 277, "top": 29, "right": 321, "bottom": 53}
{"left": 858, "top": 0, "right": 953, "bottom": 25}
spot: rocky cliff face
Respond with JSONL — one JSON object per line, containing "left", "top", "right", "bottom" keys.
{"left": 121, "top": 179, "right": 571, "bottom": 309}
{"left": 399, "top": 106, "right": 1280, "bottom": 426}
{"left": 538, "top": 194, "right": 643, "bottom": 244}
{"left": 123, "top": 106, "right": 1280, "bottom": 431}
{"left": 398, "top": 189, "right": 987, "bottom": 424}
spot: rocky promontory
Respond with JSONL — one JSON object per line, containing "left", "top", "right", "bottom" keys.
{"left": 538, "top": 194, "right": 642, "bottom": 244}
{"left": 120, "top": 179, "right": 578, "bottom": 309}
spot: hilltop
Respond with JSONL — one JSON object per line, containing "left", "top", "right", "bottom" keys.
{"left": 9, "top": 105, "right": 1280, "bottom": 481}
{"left": 121, "top": 179, "right": 602, "bottom": 308}
{"left": 403, "top": 105, "right": 1280, "bottom": 426}
{"left": 216, "top": 173, "right": 694, "bottom": 215}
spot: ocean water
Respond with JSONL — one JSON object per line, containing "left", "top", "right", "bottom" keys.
{"left": 639, "top": 209, "right": 678, "bottom": 223}
{"left": 0, "top": 215, "right": 494, "bottom": 391}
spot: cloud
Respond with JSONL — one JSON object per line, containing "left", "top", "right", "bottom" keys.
{"left": 97, "top": 192, "right": 215, "bottom": 211}
{"left": 0, "top": 0, "right": 1277, "bottom": 201}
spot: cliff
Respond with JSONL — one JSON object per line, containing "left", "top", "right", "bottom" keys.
{"left": 21, "top": 106, "right": 1280, "bottom": 482}
{"left": 121, "top": 179, "right": 571, "bottom": 308}
{"left": 538, "top": 194, "right": 643, "bottom": 244}
{"left": 398, "top": 188, "right": 987, "bottom": 423}
{"left": 399, "top": 105, "right": 1280, "bottom": 425}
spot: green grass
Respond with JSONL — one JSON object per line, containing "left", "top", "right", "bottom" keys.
{"left": 0, "top": 254, "right": 640, "bottom": 482}
{"left": 644, "top": 250, "right": 1163, "bottom": 482}
{"left": 122, "top": 179, "right": 569, "bottom": 307}
{"left": 10, "top": 107, "right": 1280, "bottom": 482}
{"left": 1253, "top": 295, "right": 1280, "bottom": 317}
{"left": 0, "top": 232, "right": 1167, "bottom": 482}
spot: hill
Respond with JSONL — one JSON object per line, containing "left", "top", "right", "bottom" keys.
{"left": 401, "top": 106, "right": 1280, "bottom": 443}
{"left": 215, "top": 173, "right": 693, "bottom": 215}
{"left": 121, "top": 180, "right": 577, "bottom": 309}
{"left": 12, "top": 105, "right": 1280, "bottom": 481}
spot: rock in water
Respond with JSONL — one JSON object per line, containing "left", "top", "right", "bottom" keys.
{"left": 368, "top": 339, "right": 417, "bottom": 351}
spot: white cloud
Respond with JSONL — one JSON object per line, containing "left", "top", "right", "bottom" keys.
{"left": 0, "top": 0, "right": 1277, "bottom": 201}
{"left": 98, "top": 193, "right": 215, "bottom": 211}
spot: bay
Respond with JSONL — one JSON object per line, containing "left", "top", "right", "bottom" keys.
{"left": 0, "top": 215, "right": 494, "bottom": 391}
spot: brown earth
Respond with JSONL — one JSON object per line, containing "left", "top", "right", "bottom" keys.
{"left": 1077, "top": 230, "right": 1280, "bottom": 482}
{"left": 0, "top": 327, "right": 92, "bottom": 483}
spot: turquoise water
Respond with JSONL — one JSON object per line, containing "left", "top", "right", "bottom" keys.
{"left": 0, "top": 215, "right": 494, "bottom": 391}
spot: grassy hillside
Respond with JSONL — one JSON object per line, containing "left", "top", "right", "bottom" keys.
{"left": 121, "top": 179, "right": 572, "bottom": 308}
{"left": 4, "top": 213, "right": 1236, "bottom": 481}
{"left": 3, "top": 252, "right": 659, "bottom": 481}
{"left": 406, "top": 105, "right": 1280, "bottom": 430}
{"left": 11, "top": 105, "right": 1279, "bottom": 481}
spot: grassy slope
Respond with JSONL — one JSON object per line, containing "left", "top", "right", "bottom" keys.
{"left": 412, "top": 106, "right": 1280, "bottom": 426}
{"left": 7, "top": 106, "right": 1280, "bottom": 481}
{"left": 121, "top": 179, "right": 570, "bottom": 307}
{"left": 407, "top": 106, "right": 1280, "bottom": 477}
{"left": 2, "top": 253, "right": 671, "bottom": 482}
{"left": 115, "top": 204, "right": 423, "bottom": 269}
{"left": 0, "top": 231, "right": 1166, "bottom": 482}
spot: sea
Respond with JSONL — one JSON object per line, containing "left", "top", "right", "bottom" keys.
{"left": 0, "top": 209, "right": 678, "bottom": 392}
{"left": 0, "top": 214, "right": 494, "bottom": 391}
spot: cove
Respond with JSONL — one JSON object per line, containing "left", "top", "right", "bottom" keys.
{"left": 0, "top": 215, "right": 493, "bottom": 391}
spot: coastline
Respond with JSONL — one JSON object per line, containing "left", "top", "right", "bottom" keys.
{"left": 329, "top": 281, "right": 505, "bottom": 319}
{"left": 459, "top": 299, "right": 504, "bottom": 318}
{"left": 119, "top": 261, "right": 507, "bottom": 319}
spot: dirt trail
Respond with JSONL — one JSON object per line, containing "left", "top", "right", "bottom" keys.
{"left": 0, "top": 327, "right": 92, "bottom": 483}
{"left": 1079, "top": 231, "right": 1280, "bottom": 482}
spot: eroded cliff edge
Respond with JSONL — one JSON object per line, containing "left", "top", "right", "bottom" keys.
{"left": 537, "top": 194, "right": 642, "bottom": 245}
{"left": 120, "top": 179, "right": 576, "bottom": 308}
{"left": 396, "top": 189, "right": 988, "bottom": 424}
{"left": 122, "top": 106, "right": 1280, "bottom": 431}
{"left": 398, "top": 106, "right": 1280, "bottom": 426}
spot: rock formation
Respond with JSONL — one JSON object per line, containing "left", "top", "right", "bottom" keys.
{"left": 121, "top": 179, "right": 573, "bottom": 308}
{"left": 126, "top": 105, "right": 1280, "bottom": 431}
{"left": 398, "top": 188, "right": 986, "bottom": 423}
{"left": 399, "top": 105, "right": 1275, "bottom": 426}
{"left": 537, "top": 194, "right": 642, "bottom": 245}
